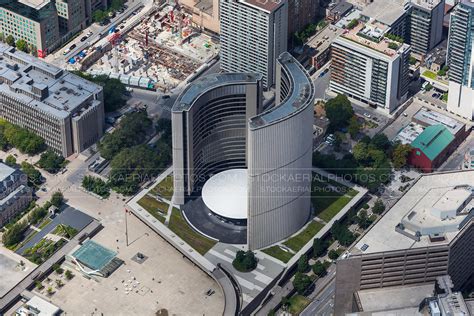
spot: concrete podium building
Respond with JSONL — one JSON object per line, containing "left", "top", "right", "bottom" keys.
{"left": 172, "top": 52, "right": 315, "bottom": 249}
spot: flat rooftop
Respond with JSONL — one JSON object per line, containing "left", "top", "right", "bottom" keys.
{"left": 413, "top": 107, "right": 464, "bottom": 136}
{"left": 361, "top": 0, "right": 408, "bottom": 26}
{"left": 356, "top": 283, "right": 434, "bottom": 312}
{"left": 240, "top": 0, "right": 283, "bottom": 13}
{"left": 338, "top": 21, "right": 409, "bottom": 58}
{"left": 411, "top": 0, "right": 444, "bottom": 10}
{"left": 0, "top": 44, "right": 102, "bottom": 119}
{"left": 353, "top": 171, "right": 474, "bottom": 254}
{"left": 393, "top": 123, "right": 424, "bottom": 144}
{"left": 18, "top": 0, "right": 49, "bottom": 10}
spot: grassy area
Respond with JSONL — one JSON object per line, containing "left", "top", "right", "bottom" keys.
{"left": 422, "top": 70, "right": 437, "bottom": 80}
{"left": 23, "top": 238, "right": 66, "bottom": 264}
{"left": 312, "top": 175, "right": 358, "bottom": 222}
{"left": 151, "top": 175, "right": 174, "bottom": 200}
{"left": 168, "top": 208, "right": 216, "bottom": 255}
{"left": 283, "top": 221, "right": 324, "bottom": 252}
{"left": 261, "top": 246, "right": 294, "bottom": 264}
{"left": 51, "top": 224, "right": 78, "bottom": 239}
{"left": 137, "top": 194, "right": 169, "bottom": 223}
{"left": 442, "top": 93, "right": 448, "bottom": 102}
{"left": 38, "top": 218, "right": 51, "bottom": 230}
{"left": 288, "top": 295, "right": 310, "bottom": 315}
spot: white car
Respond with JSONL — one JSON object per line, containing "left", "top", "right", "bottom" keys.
{"left": 363, "top": 112, "right": 371, "bottom": 119}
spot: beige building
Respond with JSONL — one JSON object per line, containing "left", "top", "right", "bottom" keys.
{"left": 0, "top": 163, "right": 32, "bottom": 228}
{"left": 179, "top": 0, "right": 219, "bottom": 34}
{"left": 334, "top": 171, "right": 474, "bottom": 315}
{"left": 0, "top": 44, "right": 104, "bottom": 157}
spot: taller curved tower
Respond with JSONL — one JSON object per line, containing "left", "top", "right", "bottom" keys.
{"left": 172, "top": 52, "right": 315, "bottom": 249}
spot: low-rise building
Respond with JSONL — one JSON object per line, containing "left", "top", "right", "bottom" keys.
{"left": 327, "top": 1, "right": 353, "bottom": 23}
{"left": 0, "top": 44, "right": 104, "bottom": 157}
{"left": 0, "top": 163, "right": 32, "bottom": 228}
{"left": 305, "top": 25, "right": 343, "bottom": 71}
{"left": 179, "top": 0, "right": 219, "bottom": 34}
{"left": 334, "top": 171, "right": 474, "bottom": 315}
{"left": 15, "top": 295, "right": 60, "bottom": 316}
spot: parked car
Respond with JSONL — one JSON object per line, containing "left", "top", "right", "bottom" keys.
{"left": 80, "top": 36, "right": 88, "bottom": 42}
{"left": 363, "top": 112, "right": 371, "bottom": 119}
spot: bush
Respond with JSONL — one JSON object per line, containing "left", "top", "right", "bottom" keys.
{"left": 372, "top": 199, "right": 385, "bottom": 215}
{"left": 347, "top": 19, "right": 358, "bottom": 29}
{"left": 232, "top": 250, "right": 258, "bottom": 272}
{"left": 388, "top": 42, "right": 399, "bottom": 50}
{"left": 328, "top": 249, "right": 340, "bottom": 260}
{"left": 312, "top": 261, "right": 327, "bottom": 277}
{"left": 5, "top": 155, "right": 16, "bottom": 166}
{"left": 53, "top": 264, "right": 64, "bottom": 274}
{"left": 35, "top": 280, "right": 44, "bottom": 290}
{"left": 65, "top": 270, "right": 74, "bottom": 280}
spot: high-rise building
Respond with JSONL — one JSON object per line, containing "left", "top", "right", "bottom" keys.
{"left": 0, "top": 0, "right": 60, "bottom": 58}
{"left": 409, "top": 0, "right": 444, "bottom": 56}
{"left": 219, "top": 0, "right": 288, "bottom": 88}
{"left": 333, "top": 171, "right": 474, "bottom": 315}
{"left": 359, "top": 0, "right": 444, "bottom": 57}
{"left": 446, "top": 0, "right": 474, "bottom": 120}
{"left": 288, "top": 0, "right": 319, "bottom": 37}
{"left": 330, "top": 20, "right": 411, "bottom": 113}
{"left": 0, "top": 44, "right": 104, "bottom": 157}
{"left": 55, "top": 0, "right": 87, "bottom": 37}
{"left": 172, "top": 52, "right": 315, "bottom": 249}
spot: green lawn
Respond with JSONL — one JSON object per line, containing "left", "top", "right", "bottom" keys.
{"left": 288, "top": 295, "right": 310, "bottom": 315}
{"left": 261, "top": 246, "right": 294, "bottom": 263}
{"left": 312, "top": 175, "right": 358, "bottom": 222}
{"left": 283, "top": 221, "right": 324, "bottom": 252}
{"left": 151, "top": 175, "right": 174, "bottom": 200}
{"left": 137, "top": 195, "right": 168, "bottom": 222}
{"left": 442, "top": 93, "right": 448, "bottom": 102}
{"left": 168, "top": 208, "right": 216, "bottom": 255}
{"left": 422, "top": 70, "right": 437, "bottom": 80}
{"left": 38, "top": 218, "right": 51, "bottom": 230}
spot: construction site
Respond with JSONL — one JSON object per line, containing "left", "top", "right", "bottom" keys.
{"left": 77, "top": 4, "right": 219, "bottom": 92}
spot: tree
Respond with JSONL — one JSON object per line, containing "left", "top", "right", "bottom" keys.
{"left": 110, "top": 0, "right": 124, "bottom": 11}
{"left": 325, "top": 94, "right": 354, "bottom": 131}
{"left": 313, "top": 238, "right": 328, "bottom": 258}
{"left": 371, "top": 134, "right": 391, "bottom": 151}
{"left": 0, "top": 32, "right": 4, "bottom": 43}
{"left": 232, "top": 250, "right": 258, "bottom": 272}
{"left": 53, "top": 264, "right": 64, "bottom": 274}
{"left": 99, "top": 110, "right": 152, "bottom": 160}
{"left": 353, "top": 142, "right": 368, "bottom": 162}
{"left": 347, "top": 19, "right": 358, "bottom": 29}
{"left": 35, "top": 280, "right": 44, "bottom": 290}
{"left": 37, "top": 150, "right": 65, "bottom": 174}
{"left": 372, "top": 199, "right": 385, "bottom": 215}
{"left": 293, "top": 272, "right": 312, "bottom": 294}
{"left": 391, "top": 143, "right": 412, "bottom": 169}
{"left": 16, "top": 39, "right": 28, "bottom": 52}
{"left": 348, "top": 116, "right": 361, "bottom": 139}
{"left": 5, "top": 155, "right": 16, "bottom": 166}
{"left": 65, "top": 270, "right": 74, "bottom": 280}
{"left": 312, "top": 261, "right": 327, "bottom": 277}
{"left": 6, "top": 35, "right": 15, "bottom": 46}
{"left": 297, "top": 255, "right": 310, "bottom": 273}
{"left": 425, "top": 83, "right": 433, "bottom": 91}
{"left": 82, "top": 175, "right": 110, "bottom": 198}
{"left": 331, "top": 220, "right": 356, "bottom": 247}
{"left": 20, "top": 162, "right": 43, "bottom": 186}
{"left": 409, "top": 56, "right": 417, "bottom": 65}
{"left": 2, "top": 220, "right": 27, "bottom": 247}
{"left": 328, "top": 249, "right": 340, "bottom": 260}
{"left": 51, "top": 191, "right": 64, "bottom": 208}
{"left": 55, "top": 279, "right": 64, "bottom": 288}
{"left": 92, "top": 10, "right": 106, "bottom": 23}
{"left": 356, "top": 210, "right": 373, "bottom": 229}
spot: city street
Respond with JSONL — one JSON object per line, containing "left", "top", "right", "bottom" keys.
{"left": 45, "top": 0, "right": 154, "bottom": 68}
{"left": 301, "top": 281, "right": 335, "bottom": 316}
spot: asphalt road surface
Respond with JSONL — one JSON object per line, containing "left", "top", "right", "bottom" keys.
{"left": 301, "top": 280, "right": 335, "bottom": 316}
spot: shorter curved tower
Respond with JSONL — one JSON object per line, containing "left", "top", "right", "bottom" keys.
{"left": 172, "top": 53, "right": 315, "bottom": 249}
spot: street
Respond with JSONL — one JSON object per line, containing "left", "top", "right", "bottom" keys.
{"left": 439, "top": 132, "right": 474, "bottom": 171}
{"left": 301, "top": 280, "right": 335, "bottom": 316}
{"left": 45, "top": 0, "right": 153, "bottom": 68}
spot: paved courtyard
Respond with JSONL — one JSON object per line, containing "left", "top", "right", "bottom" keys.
{"left": 0, "top": 247, "right": 36, "bottom": 297}
{"left": 44, "top": 214, "right": 224, "bottom": 315}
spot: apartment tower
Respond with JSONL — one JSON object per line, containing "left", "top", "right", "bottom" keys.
{"left": 219, "top": 0, "right": 288, "bottom": 88}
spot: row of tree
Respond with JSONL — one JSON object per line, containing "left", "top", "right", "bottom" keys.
{"left": 0, "top": 33, "right": 36, "bottom": 55}
{"left": 0, "top": 119, "right": 45, "bottom": 155}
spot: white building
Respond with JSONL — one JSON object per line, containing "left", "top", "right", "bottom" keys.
{"left": 219, "top": 0, "right": 288, "bottom": 88}
{"left": 330, "top": 20, "right": 411, "bottom": 113}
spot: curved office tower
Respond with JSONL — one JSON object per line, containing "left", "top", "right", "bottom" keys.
{"left": 172, "top": 52, "right": 315, "bottom": 249}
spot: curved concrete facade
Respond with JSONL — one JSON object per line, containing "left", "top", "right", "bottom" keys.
{"left": 172, "top": 52, "right": 315, "bottom": 249}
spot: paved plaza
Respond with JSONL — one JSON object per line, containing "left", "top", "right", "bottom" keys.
{"left": 0, "top": 247, "right": 37, "bottom": 298}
